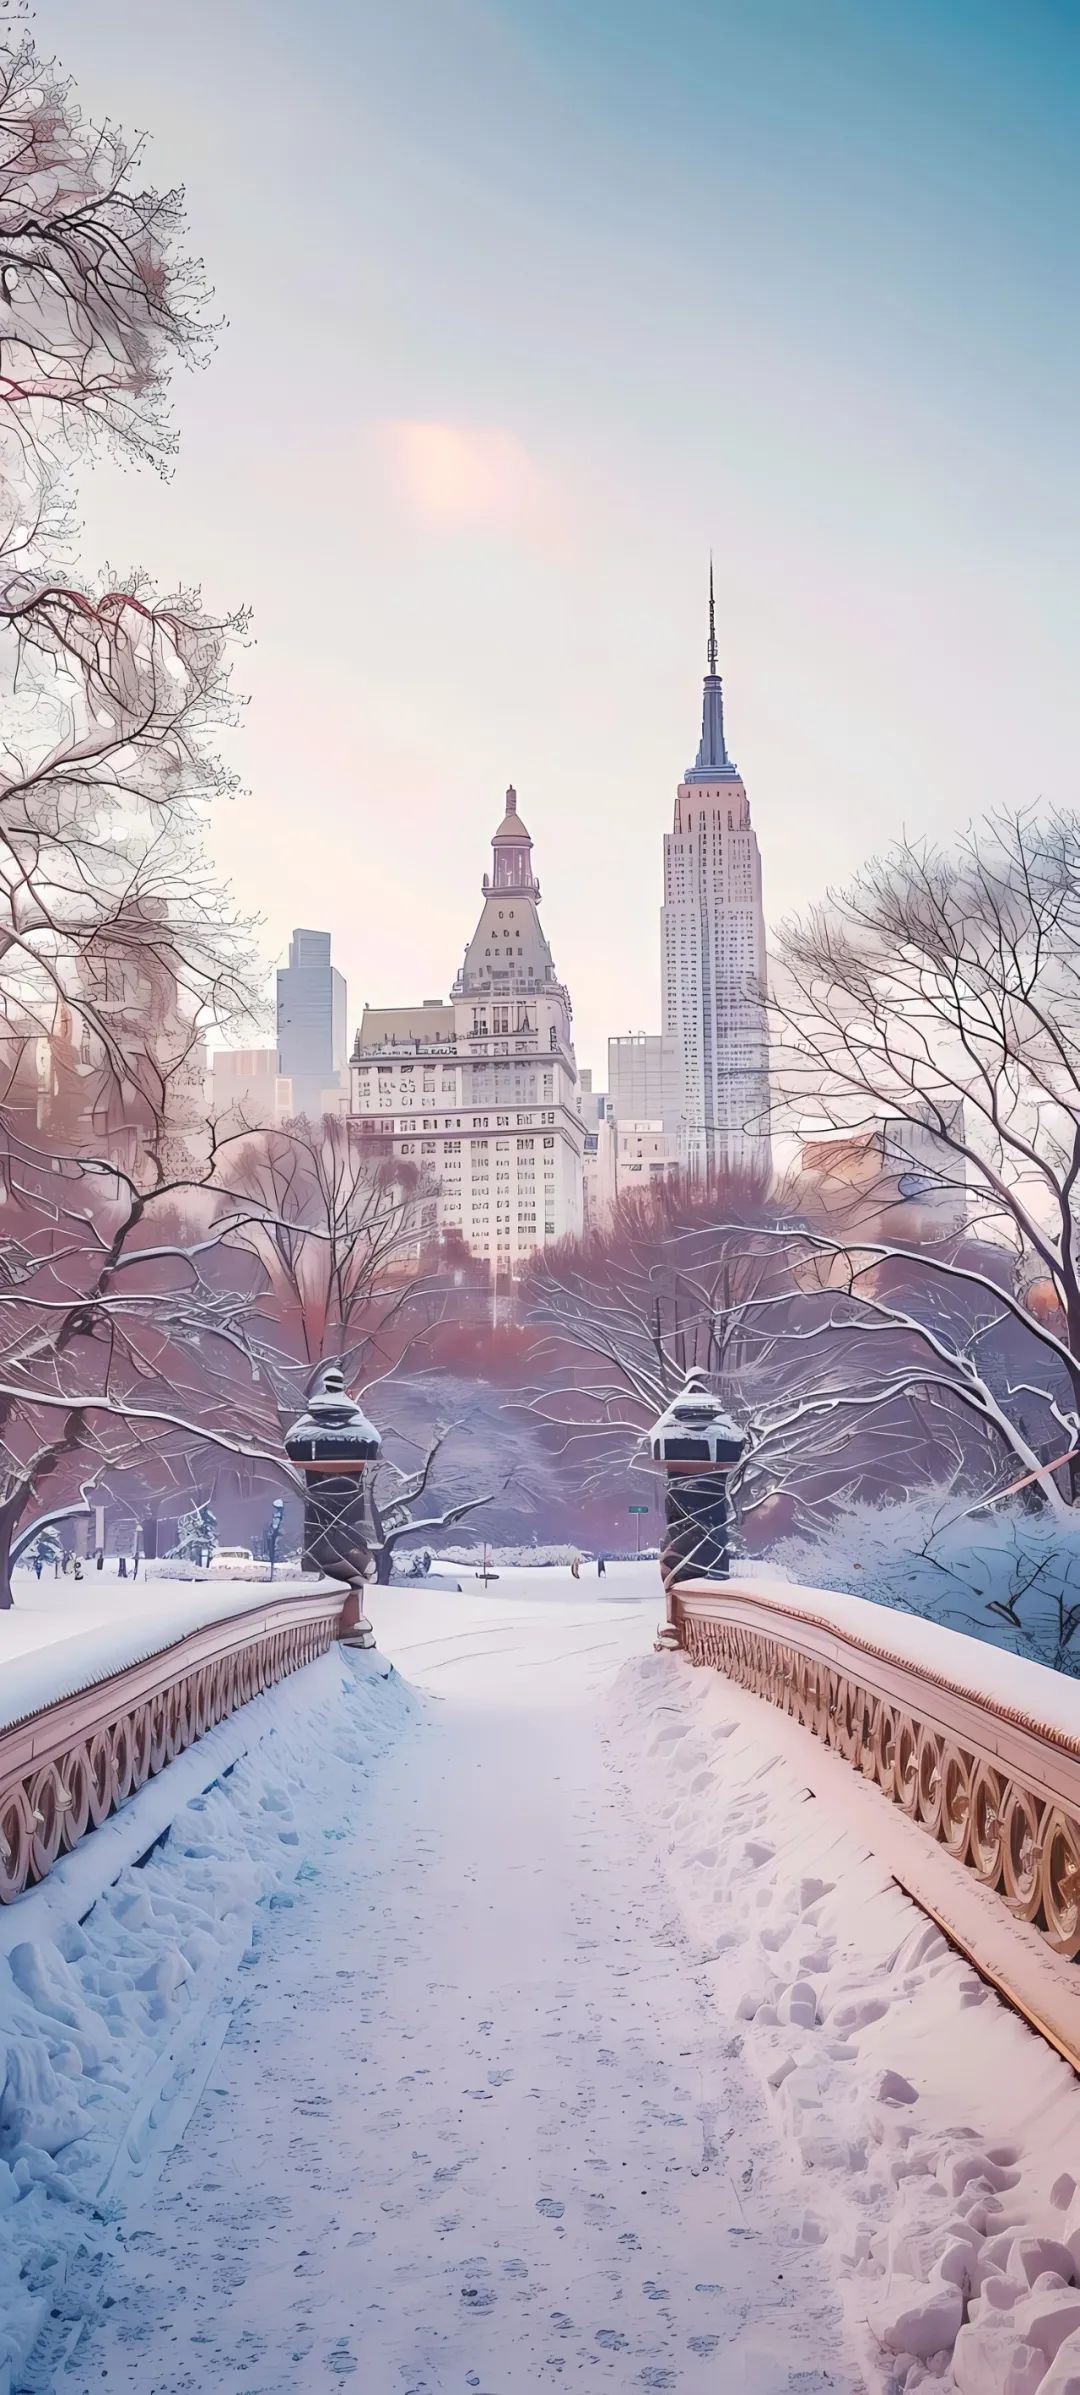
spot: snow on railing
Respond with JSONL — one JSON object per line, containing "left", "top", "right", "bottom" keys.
{"left": 668, "top": 1575, "right": 1080, "bottom": 2065}
{"left": 0, "top": 1588, "right": 349, "bottom": 1903}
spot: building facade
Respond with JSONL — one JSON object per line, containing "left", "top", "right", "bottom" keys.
{"left": 276, "top": 928, "right": 347, "bottom": 1121}
{"left": 606, "top": 1031, "right": 683, "bottom": 1133}
{"left": 661, "top": 572, "right": 770, "bottom": 1181}
{"left": 349, "top": 788, "right": 585, "bottom": 1276}
{"left": 210, "top": 1047, "right": 294, "bottom": 1135}
{"left": 41, "top": 921, "right": 210, "bottom": 1183}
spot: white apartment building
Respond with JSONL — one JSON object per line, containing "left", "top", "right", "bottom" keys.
{"left": 583, "top": 1114, "right": 682, "bottom": 1228}
{"left": 349, "top": 788, "right": 585, "bottom": 1276}
{"left": 614, "top": 1117, "right": 682, "bottom": 1194}
{"left": 661, "top": 572, "right": 771, "bottom": 1181}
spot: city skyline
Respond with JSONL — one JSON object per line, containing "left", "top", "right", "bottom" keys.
{"left": 39, "top": 0, "right": 1080, "bottom": 1075}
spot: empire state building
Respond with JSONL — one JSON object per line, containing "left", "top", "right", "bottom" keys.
{"left": 661, "top": 572, "right": 771, "bottom": 1182}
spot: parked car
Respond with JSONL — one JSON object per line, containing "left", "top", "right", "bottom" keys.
{"left": 207, "top": 1546, "right": 256, "bottom": 1578}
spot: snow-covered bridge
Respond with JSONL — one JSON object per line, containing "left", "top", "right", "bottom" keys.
{"left": 2, "top": 1564, "right": 1080, "bottom": 2394}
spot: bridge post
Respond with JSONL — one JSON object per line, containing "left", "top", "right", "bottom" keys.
{"left": 285, "top": 1371, "right": 382, "bottom": 1648}
{"left": 649, "top": 1374, "right": 746, "bottom": 1650}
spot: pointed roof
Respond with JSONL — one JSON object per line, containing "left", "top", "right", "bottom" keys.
{"left": 493, "top": 783, "right": 532, "bottom": 842}
{"left": 685, "top": 560, "right": 739, "bottom": 784}
{"left": 452, "top": 783, "right": 558, "bottom": 997}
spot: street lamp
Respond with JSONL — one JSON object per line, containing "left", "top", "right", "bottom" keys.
{"left": 284, "top": 1369, "right": 382, "bottom": 1648}
{"left": 649, "top": 1371, "right": 745, "bottom": 1648}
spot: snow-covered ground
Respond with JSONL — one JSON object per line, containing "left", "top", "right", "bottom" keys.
{"left": 0, "top": 1647, "right": 412, "bottom": 2393}
{"left": 615, "top": 1647, "right": 1080, "bottom": 2394}
{"left": 0, "top": 1568, "right": 325, "bottom": 1733}
{"left": 9, "top": 1565, "right": 854, "bottom": 2395}
{"left": 4, "top": 1561, "right": 1080, "bottom": 2393}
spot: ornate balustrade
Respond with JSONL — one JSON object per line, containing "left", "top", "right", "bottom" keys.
{"left": 0, "top": 1589, "right": 349, "bottom": 1903}
{"left": 670, "top": 1581, "right": 1080, "bottom": 1969}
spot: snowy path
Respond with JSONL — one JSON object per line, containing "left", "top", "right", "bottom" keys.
{"left": 64, "top": 1581, "right": 858, "bottom": 2393}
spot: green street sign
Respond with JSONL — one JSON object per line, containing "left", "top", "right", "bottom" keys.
{"left": 628, "top": 1505, "right": 649, "bottom": 1513}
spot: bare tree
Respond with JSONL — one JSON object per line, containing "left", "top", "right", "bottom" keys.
{"left": 0, "top": 28, "right": 249, "bottom": 1158}
{"left": 520, "top": 1184, "right": 915, "bottom": 1530}
{"left": 367, "top": 1423, "right": 496, "bottom": 1584}
{"left": 209, "top": 1117, "right": 444, "bottom": 1422}
{"left": 0, "top": 34, "right": 209, "bottom": 474}
{"left": 0, "top": 28, "right": 279, "bottom": 1593}
{"left": 523, "top": 1185, "right": 782, "bottom": 1481}
{"left": 0, "top": 1111, "right": 476, "bottom": 1602}
{"left": 774, "top": 808, "right": 1080, "bottom": 1498}
{"left": 0, "top": 1129, "right": 307, "bottom": 1603}
{"left": 522, "top": 1177, "right": 1070, "bottom": 1541}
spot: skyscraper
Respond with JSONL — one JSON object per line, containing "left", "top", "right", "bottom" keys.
{"left": 349, "top": 788, "right": 585, "bottom": 1273}
{"left": 661, "top": 572, "right": 770, "bottom": 1181}
{"left": 276, "top": 928, "right": 347, "bottom": 1121}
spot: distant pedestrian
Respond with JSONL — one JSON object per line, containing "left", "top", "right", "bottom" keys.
{"left": 73, "top": 1557, "right": 83, "bottom": 1581}
{"left": 33, "top": 1553, "right": 42, "bottom": 1580}
{"left": 132, "top": 1549, "right": 140, "bottom": 1580}
{"left": 570, "top": 1555, "right": 581, "bottom": 1581}
{"left": 596, "top": 1554, "right": 606, "bottom": 1578}
{"left": 118, "top": 1554, "right": 127, "bottom": 1579}
{"left": 95, "top": 1549, "right": 104, "bottom": 1572}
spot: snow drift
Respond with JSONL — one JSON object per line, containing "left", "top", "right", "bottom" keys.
{"left": 0, "top": 1648, "right": 412, "bottom": 2392}
{"left": 614, "top": 1650, "right": 1080, "bottom": 2393}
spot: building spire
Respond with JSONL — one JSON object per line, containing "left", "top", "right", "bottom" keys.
{"left": 685, "top": 557, "right": 736, "bottom": 781}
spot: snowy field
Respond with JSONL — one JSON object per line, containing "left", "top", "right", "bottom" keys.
{"left": 2, "top": 1562, "right": 1080, "bottom": 2392}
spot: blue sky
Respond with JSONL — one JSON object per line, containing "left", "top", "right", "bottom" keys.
{"left": 44, "top": 0, "right": 1080, "bottom": 1071}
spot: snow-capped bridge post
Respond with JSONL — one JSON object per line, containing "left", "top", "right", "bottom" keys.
{"left": 650, "top": 1373, "right": 745, "bottom": 1651}
{"left": 285, "top": 1371, "right": 382, "bottom": 1648}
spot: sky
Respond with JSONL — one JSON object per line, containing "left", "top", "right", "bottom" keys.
{"left": 43, "top": 0, "right": 1080, "bottom": 1079}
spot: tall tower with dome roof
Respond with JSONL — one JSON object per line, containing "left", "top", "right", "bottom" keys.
{"left": 350, "top": 786, "right": 584, "bottom": 1277}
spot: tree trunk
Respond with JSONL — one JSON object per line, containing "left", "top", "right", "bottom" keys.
{"left": 141, "top": 1510, "right": 160, "bottom": 1560}
{"left": 0, "top": 1497, "right": 22, "bottom": 1609}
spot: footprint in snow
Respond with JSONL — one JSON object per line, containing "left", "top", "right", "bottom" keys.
{"left": 536, "top": 2198, "right": 565, "bottom": 2218}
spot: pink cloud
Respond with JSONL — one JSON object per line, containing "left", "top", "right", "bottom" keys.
{"left": 377, "top": 419, "right": 559, "bottom": 543}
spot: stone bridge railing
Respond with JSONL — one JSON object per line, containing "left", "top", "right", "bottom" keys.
{"left": 668, "top": 1577, "right": 1080, "bottom": 2066}
{"left": 0, "top": 1589, "right": 350, "bottom": 1904}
